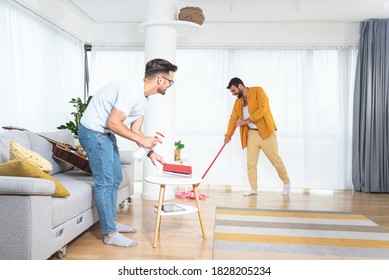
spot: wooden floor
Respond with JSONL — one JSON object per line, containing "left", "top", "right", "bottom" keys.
{"left": 49, "top": 183, "right": 389, "bottom": 260}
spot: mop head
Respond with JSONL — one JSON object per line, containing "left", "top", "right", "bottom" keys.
{"left": 175, "top": 190, "right": 209, "bottom": 199}
{"left": 162, "top": 163, "right": 192, "bottom": 177}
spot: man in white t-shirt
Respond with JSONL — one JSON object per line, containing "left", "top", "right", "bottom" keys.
{"left": 78, "top": 58, "right": 178, "bottom": 247}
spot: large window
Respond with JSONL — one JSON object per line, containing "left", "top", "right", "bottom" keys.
{"left": 175, "top": 47, "right": 356, "bottom": 189}
{"left": 89, "top": 46, "right": 357, "bottom": 189}
{"left": 0, "top": 0, "right": 84, "bottom": 132}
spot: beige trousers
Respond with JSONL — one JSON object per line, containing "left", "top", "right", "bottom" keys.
{"left": 247, "top": 130, "right": 290, "bottom": 190}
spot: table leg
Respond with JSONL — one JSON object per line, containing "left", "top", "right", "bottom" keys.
{"left": 153, "top": 184, "right": 166, "bottom": 248}
{"left": 192, "top": 184, "right": 206, "bottom": 239}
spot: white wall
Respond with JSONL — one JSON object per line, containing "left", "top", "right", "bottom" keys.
{"left": 16, "top": 0, "right": 360, "bottom": 46}
{"left": 183, "top": 22, "right": 359, "bottom": 46}
{"left": 14, "top": 0, "right": 90, "bottom": 41}
{"left": 89, "top": 22, "right": 360, "bottom": 46}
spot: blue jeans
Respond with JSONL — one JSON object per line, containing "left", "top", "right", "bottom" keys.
{"left": 78, "top": 124, "right": 122, "bottom": 234}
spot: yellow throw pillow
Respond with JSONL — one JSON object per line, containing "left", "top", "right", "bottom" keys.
{"left": 9, "top": 140, "right": 53, "bottom": 173}
{"left": 0, "top": 160, "right": 70, "bottom": 197}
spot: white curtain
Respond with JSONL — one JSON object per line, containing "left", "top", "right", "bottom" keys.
{"left": 89, "top": 45, "right": 145, "bottom": 95}
{"left": 89, "top": 46, "right": 145, "bottom": 154}
{"left": 89, "top": 46, "right": 357, "bottom": 190}
{"left": 0, "top": 0, "right": 84, "bottom": 132}
{"left": 176, "top": 47, "right": 357, "bottom": 189}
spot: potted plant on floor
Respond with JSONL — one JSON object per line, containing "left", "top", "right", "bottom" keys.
{"left": 174, "top": 140, "right": 185, "bottom": 161}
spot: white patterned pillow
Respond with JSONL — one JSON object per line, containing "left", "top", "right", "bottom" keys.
{"left": 9, "top": 140, "right": 53, "bottom": 173}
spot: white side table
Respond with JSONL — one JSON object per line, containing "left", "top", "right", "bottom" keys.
{"left": 144, "top": 174, "right": 206, "bottom": 248}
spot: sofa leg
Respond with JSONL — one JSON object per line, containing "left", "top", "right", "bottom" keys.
{"left": 57, "top": 245, "right": 67, "bottom": 259}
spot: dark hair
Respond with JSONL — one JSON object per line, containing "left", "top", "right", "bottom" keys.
{"left": 144, "top": 58, "right": 178, "bottom": 78}
{"left": 226, "top": 77, "right": 244, "bottom": 89}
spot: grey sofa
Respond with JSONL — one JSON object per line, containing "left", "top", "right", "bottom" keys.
{"left": 0, "top": 129, "right": 134, "bottom": 260}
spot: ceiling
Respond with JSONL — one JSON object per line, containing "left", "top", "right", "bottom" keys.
{"left": 66, "top": 0, "right": 389, "bottom": 24}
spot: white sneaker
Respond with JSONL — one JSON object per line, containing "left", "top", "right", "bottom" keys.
{"left": 243, "top": 189, "right": 257, "bottom": 196}
{"left": 282, "top": 183, "right": 290, "bottom": 196}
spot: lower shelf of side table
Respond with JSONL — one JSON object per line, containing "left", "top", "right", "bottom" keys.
{"left": 154, "top": 203, "right": 198, "bottom": 216}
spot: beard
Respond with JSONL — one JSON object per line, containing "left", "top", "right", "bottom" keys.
{"left": 236, "top": 89, "right": 243, "bottom": 99}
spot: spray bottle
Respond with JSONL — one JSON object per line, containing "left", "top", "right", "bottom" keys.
{"left": 133, "top": 132, "right": 164, "bottom": 163}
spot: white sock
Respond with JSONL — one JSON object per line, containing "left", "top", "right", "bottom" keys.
{"left": 104, "top": 232, "right": 137, "bottom": 247}
{"left": 243, "top": 189, "right": 257, "bottom": 196}
{"left": 282, "top": 183, "right": 290, "bottom": 196}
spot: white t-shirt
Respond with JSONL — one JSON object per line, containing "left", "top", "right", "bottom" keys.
{"left": 81, "top": 80, "right": 148, "bottom": 133}
{"left": 242, "top": 105, "right": 257, "bottom": 129}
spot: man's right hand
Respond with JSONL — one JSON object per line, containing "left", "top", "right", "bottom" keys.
{"left": 138, "top": 136, "right": 162, "bottom": 149}
{"left": 224, "top": 137, "right": 231, "bottom": 145}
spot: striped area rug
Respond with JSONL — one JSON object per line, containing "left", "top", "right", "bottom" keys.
{"left": 213, "top": 207, "right": 389, "bottom": 259}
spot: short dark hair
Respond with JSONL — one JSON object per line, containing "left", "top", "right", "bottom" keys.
{"left": 144, "top": 58, "right": 178, "bottom": 78}
{"left": 226, "top": 77, "right": 244, "bottom": 89}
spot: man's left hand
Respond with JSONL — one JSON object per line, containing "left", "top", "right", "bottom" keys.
{"left": 149, "top": 152, "right": 165, "bottom": 166}
{"left": 236, "top": 118, "right": 250, "bottom": 126}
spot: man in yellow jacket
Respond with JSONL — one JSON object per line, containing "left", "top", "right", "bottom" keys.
{"left": 224, "top": 77, "right": 290, "bottom": 196}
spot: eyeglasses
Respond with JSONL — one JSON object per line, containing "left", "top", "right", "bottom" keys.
{"left": 161, "top": 76, "right": 174, "bottom": 86}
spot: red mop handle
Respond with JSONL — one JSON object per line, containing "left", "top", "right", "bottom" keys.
{"left": 200, "top": 126, "right": 238, "bottom": 180}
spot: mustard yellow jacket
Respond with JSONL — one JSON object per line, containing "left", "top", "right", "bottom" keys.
{"left": 225, "top": 86, "right": 277, "bottom": 149}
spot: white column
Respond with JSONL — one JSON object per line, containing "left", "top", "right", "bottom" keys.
{"left": 141, "top": 0, "right": 178, "bottom": 200}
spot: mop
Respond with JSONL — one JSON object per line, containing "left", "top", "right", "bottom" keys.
{"left": 175, "top": 126, "right": 238, "bottom": 199}
{"left": 162, "top": 163, "right": 192, "bottom": 177}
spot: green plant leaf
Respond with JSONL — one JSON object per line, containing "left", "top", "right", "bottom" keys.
{"left": 174, "top": 140, "right": 185, "bottom": 150}
{"left": 57, "top": 96, "right": 93, "bottom": 138}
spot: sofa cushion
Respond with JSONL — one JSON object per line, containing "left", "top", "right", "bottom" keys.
{"left": 0, "top": 130, "right": 31, "bottom": 164}
{"left": 0, "top": 160, "right": 70, "bottom": 197}
{"left": 9, "top": 141, "right": 53, "bottom": 173}
{"left": 119, "top": 150, "right": 134, "bottom": 165}
{"left": 0, "top": 176, "right": 56, "bottom": 196}
{"left": 26, "top": 131, "right": 74, "bottom": 175}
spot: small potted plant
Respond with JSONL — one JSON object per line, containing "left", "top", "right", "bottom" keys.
{"left": 174, "top": 140, "right": 185, "bottom": 161}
